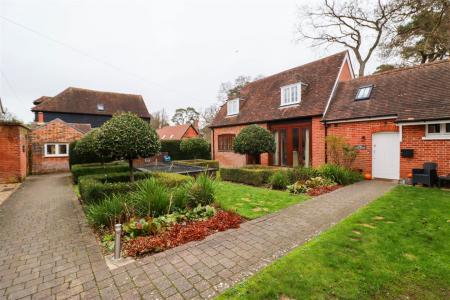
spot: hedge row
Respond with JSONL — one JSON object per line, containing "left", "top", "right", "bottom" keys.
{"left": 219, "top": 168, "right": 277, "bottom": 186}
{"left": 78, "top": 171, "right": 191, "bottom": 205}
{"left": 161, "top": 140, "right": 210, "bottom": 160}
{"left": 71, "top": 162, "right": 129, "bottom": 183}
{"left": 175, "top": 159, "right": 219, "bottom": 169}
{"left": 69, "top": 141, "right": 113, "bottom": 166}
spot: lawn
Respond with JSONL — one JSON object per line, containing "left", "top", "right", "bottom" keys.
{"left": 215, "top": 181, "right": 309, "bottom": 219}
{"left": 218, "top": 186, "right": 450, "bottom": 299}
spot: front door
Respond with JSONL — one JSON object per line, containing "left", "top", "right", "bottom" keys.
{"left": 271, "top": 123, "right": 311, "bottom": 167}
{"left": 372, "top": 132, "right": 400, "bottom": 179}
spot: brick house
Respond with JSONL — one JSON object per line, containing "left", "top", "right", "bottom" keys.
{"left": 31, "top": 87, "right": 151, "bottom": 128}
{"left": 28, "top": 87, "right": 151, "bottom": 174}
{"left": 210, "top": 52, "right": 450, "bottom": 180}
{"left": 0, "top": 122, "right": 30, "bottom": 183}
{"left": 29, "top": 119, "right": 91, "bottom": 174}
{"left": 323, "top": 59, "right": 450, "bottom": 179}
{"left": 156, "top": 123, "right": 199, "bottom": 140}
{"left": 210, "top": 51, "right": 354, "bottom": 168}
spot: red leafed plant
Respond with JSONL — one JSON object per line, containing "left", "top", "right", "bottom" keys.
{"left": 307, "top": 185, "right": 341, "bottom": 196}
{"left": 124, "top": 211, "right": 242, "bottom": 257}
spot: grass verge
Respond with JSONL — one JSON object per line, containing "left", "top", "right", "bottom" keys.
{"left": 215, "top": 181, "right": 309, "bottom": 219}
{"left": 218, "top": 186, "right": 450, "bottom": 299}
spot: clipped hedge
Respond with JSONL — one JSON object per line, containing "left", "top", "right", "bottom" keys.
{"left": 176, "top": 159, "right": 219, "bottom": 169}
{"left": 220, "top": 167, "right": 277, "bottom": 186}
{"left": 71, "top": 162, "right": 129, "bottom": 183}
{"left": 161, "top": 140, "right": 211, "bottom": 160}
{"left": 78, "top": 171, "right": 191, "bottom": 205}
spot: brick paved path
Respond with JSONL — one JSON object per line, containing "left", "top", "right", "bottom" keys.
{"left": 0, "top": 174, "right": 395, "bottom": 299}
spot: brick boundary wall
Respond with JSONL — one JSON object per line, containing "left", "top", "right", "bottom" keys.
{"left": 0, "top": 124, "right": 29, "bottom": 183}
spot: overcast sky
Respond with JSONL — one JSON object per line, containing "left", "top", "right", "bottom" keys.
{"left": 0, "top": 0, "right": 382, "bottom": 123}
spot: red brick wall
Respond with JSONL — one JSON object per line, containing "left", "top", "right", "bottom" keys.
{"left": 0, "top": 124, "right": 29, "bottom": 183}
{"left": 212, "top": 124, "right": 269, "bottom": 168}
{"left": 30, "top": 120, "right": 84, "bottom": 174}
{"left": 400, "top": 125, "right": 450, "bottom": 178}
{"left": 182, "top": 126, "right": 199, "bottom": 139}
{"left": 311, "top": 116, "right": 326, "bottom": 167}
{"left": 326, "top": 119, "right": 398, "bottom": 175}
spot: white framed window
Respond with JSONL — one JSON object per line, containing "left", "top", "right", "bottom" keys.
{"left": 425, "top": 122, "right": 450, "bottom": 139}
{"left": 97, "top": 103, "right": 104, "bottom": 111}
{"left": 44, "top": 143, "right": 69, "bottom": 157}
{"left": 355, "top": 85, "right": 373, "bottom": 100}
{"left": 280, "top": 83, "right": 301, "bottom": 106}
{"left": 227, "top": 98, "right": 239, "bottom": 116}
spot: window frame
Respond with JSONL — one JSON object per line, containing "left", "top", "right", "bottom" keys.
{"left": 217, "top": 134, "right": 235, "bottom": 152}
{"left": 355, "top": 85, "right": 373, "bottom": 101}
{"left": 425, "top": 122, "right": 450, "bottom": 139}
{"left": 280, "top": 83, "right": 301, "bottom": 107}
{"left": 44, "top": 143, "right": 69, "bottom": 157}
{"left": 227, "top": 98, "right": 239, "bottom": 116}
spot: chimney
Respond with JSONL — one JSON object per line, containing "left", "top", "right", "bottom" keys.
{"left": 193, "top": 120, "right": 199, "bottom": 130}
{"left": 37, "top": 112, "right": 44, "bottom": 123}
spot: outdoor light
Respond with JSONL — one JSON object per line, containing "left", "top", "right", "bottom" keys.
{"left": 114, "top": 224, "right": 122, "bottom": 260}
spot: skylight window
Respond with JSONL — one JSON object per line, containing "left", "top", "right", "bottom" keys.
{"left": 97, "top": 103, "right": 105, "bottom": 111}
{"left": 355, "top": 85, "right": 373, "bottom": 100}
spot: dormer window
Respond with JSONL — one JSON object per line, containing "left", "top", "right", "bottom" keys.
{"left": 281, "top": 83, "right": 301, "bottom": 106}
{"left": 97, "top": 103, "right": 104, "bottom": 111}
{"left": 355, "top": 85, "right": 373, "bottom": 100}
{"left": 227, "top": 98, "right": 239, "bottom": 116}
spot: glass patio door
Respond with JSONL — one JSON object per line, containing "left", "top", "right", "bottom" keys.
{"left": 271, "top": 124, "right": 311, "bottom": 167}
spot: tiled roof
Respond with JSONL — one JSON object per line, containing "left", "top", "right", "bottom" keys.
{"left": 156, "top": 124, "right": 197, "bottom": 140}
{"left": 31, "top": 87, "right": 150, "bottom": 119}
{"left": 32, "top": 118, "right": 91, "bottom": 134}
{"left": 324, "top": 59, "right": 450, "bottom": 123}
{"left": 210, "top": 52, "right": 348, "bottom": 127}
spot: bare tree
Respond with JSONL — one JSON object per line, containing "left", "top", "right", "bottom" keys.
{"left": 298, "top": 0, "right": 403, "bottom": 76}
{"left": 150, "top": 109, "right": 169, "bottom": 129}
{"left": 200, "top": 104, "right": 220, "bottom": 141}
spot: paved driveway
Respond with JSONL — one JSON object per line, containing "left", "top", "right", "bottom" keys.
{"left": 0, "top": 174, "right": 395, "bottom": 299}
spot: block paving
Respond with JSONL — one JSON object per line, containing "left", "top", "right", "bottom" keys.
{"left": 0, "top": 173, "right": 394, "bottom": 299}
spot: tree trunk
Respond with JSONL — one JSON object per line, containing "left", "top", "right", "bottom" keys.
{"left": 128, "top": 159, "right": 134, "bottom": 182}
{"left": 358, "top": 61, "right": 366, "bottom": 77}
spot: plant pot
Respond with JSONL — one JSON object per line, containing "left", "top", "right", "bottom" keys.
{"left": 364, "top": 173, "right": 372, "bottom": 180}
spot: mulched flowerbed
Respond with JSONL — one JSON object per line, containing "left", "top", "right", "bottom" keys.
{"left": 307, "top": 185, "right": 342, "bottom": 196}
{"left": 124, "top": 211, "right": 243, "bottom": 257}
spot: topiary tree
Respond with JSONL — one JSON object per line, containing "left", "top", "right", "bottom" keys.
{"left": 96, "top": 112, "right": 161, "bottom": 181}
{"left": 233, "top": 125, "right": 275, "bottom": 164}
{"left": 180, "top": 138, "right": 210, "bottom": 159}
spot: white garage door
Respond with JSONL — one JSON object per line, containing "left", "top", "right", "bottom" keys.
{"left": 372, "top": 132, "right": 400, "bottom": 180}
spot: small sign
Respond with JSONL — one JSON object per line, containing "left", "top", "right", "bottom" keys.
{"left": 355, "top": 145, "right": 366, "bottom": 150}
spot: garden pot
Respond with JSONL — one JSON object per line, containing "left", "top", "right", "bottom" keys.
{"left": 364, "top": 173, "right": 372, "bottom": 180}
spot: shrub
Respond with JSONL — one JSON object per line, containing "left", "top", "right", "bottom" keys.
{"left": 161, "top": 140, "right": 211, "bottom": 160}
{"left": 318, "top": 164, "right": 363, "bottom": 185}
{"left": 233, "top": 125, "right": 275, "bottom": 164}
{"left": 180, "top": 138, "right": 210, "bottom": 159}
{"left": 287, "top": 176, "right": 336, "bottom": 194}
{"left": 176, "top": 159, "right": 219, "bottom": 169}
{"left": 187, "top": 174, "right": 215, "bottom": 207}
{"left": 171, "top": 182, "right": 193, "bottom": 209}
{"left": 71, "top": 162, "right": 129, "bottom": 183}
{"left": 286, "top": 167, "right": 319, "bottom": 184}
{"left": 151, "top": 172, "right": 191, "bottom": 188}
{"left": 326, "top": 135, "right": 358, "bottom": 169}
{"left": 79, "top": 177, "right": 139, "bottom": 205}
{"left": 85, "top": 194, "right": 131, "bottom": 228}
{"left": 220, "top": 168, "right": 276, "bottom": 186}
{"left": 269, "top": 171, "right": 289, "bottom": 190}
{"left": 130, "top": 178, "right": 171, "bottom": 218}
